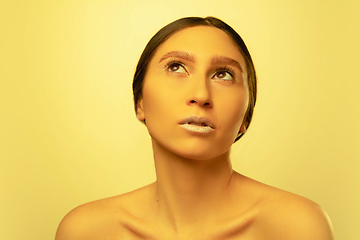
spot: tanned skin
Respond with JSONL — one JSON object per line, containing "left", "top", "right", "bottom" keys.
{"left": 56, "top": 26, "right": 334, "bottom": 240}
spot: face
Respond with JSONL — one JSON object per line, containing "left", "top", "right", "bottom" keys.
{"left": 137, "top": 26, "right": 249, "bottom": 160}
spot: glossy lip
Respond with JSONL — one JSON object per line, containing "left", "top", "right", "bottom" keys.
{"left": 179, "top": 116, "right": 215, "bottom": 128}
{"left": 178, "top": 116, "right": 215, "bottom": 134}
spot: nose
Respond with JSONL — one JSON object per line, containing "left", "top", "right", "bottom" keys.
{"left": 187, "top": 76, "right": 213, "bottom": 108}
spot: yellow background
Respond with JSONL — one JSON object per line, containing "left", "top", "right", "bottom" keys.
{"left": 1, "top": 0, "right": 359, "bottom": 239}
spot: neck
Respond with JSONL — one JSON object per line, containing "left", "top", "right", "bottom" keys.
{"left": 151, "top": 139, "right": 235, "bottom": 232}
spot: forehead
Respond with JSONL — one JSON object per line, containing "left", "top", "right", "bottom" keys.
{"left": 152, "top": 26, "right": 246, "bottom": 67}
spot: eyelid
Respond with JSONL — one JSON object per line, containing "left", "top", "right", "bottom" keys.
{"left": 162, "top": 60, "right": 237, "bottom": 81}
{"left": 216, "top": 66, "right": 235, "bottom": 77}
{"left": 163, "top": 58, "right": 185, "bottom": 69}
{"left": 212, "top": 66, "right": 236, "bottom": 81}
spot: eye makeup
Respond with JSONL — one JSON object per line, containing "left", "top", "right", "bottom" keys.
{"left": 162, "top": 58, "right": 238, "bottom": 82}
{"left": 163, "top": 58, "right": 187, "bottom": 72}
{"left": 213, "top": 66, "right": 236, "bottom": 81}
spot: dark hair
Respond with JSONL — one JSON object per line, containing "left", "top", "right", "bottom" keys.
{"left": 132, "top": 16, "right": 257, "bottom": 142}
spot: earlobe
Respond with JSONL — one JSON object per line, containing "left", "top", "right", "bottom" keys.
{"left": 136, "top": 99, "right": 145, "bottom": 122}
{"left": 240, "top": 122, "right": 247, "bottom": 134}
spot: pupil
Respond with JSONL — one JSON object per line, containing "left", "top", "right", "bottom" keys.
{"left": 171, "top": 64, "right": 179, "bottom": 71}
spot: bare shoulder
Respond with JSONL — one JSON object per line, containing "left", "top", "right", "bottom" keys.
{"left": 243, "top": 176, "right": 334, "bottom": 240}
{"left": 55, "top": 197, "right": 124, "bottom": 240}
{"left": 55, "top": 183, "right": 155, "bottom": 240}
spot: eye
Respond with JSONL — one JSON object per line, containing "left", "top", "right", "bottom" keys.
{"left": 166, "top": 61, "right": 187, "bottom": 74}
{"left": 212, "top": 68, "right": 234, "bottom": 81}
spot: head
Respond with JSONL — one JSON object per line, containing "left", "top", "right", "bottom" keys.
{"left": 133, "top": 16, "right": 257, "bottom": 143}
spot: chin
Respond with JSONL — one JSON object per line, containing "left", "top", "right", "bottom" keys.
{"left": 181, "top": 150, "right": 231, "bottom": 162}
{"left": 149, "top": 127, "right": 235, "bottom": 160}
{"left": 164, "top": 138, "right": 232, "bottom": 161}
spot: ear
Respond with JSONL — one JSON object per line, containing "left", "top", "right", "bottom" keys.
{"left": 240, "top": 121, "right": 247, "bottom": 134}
{"left": 136, "top": 98, "right": 145, "bottom": 122}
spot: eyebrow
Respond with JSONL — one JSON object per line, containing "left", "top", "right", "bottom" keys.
{"left": 158, "top": 51, "right": 195, "bottom": 63}
{"left": 158, "top": 51, "right": 243, "bottom": 73}
{"left": 211, "top": 55, "right": 244, "bottom": 73}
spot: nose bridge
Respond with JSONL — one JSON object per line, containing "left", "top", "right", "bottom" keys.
{"left": 188, "top": 73, "right": 212, "bottom": 106}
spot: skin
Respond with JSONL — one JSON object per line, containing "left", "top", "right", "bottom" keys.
{"left": 55, "top": 26, "right": 334, "bottom": 240}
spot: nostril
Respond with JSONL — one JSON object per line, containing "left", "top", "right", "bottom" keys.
{"left": 188, "top": 99, "right": 212, "bottom": 107}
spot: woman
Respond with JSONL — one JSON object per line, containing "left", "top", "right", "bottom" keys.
{"left": 56, "top": 17, "right": 334, "bottom": 239}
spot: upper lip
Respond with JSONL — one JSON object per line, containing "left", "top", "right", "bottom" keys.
{"left": 179, "top": 116, "right": 215, "bottom": 129}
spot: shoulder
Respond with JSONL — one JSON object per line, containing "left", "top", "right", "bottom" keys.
{"left": 256, "top": 186, "right": 334, "bottom": 240}
{"left": 55, "top": 184, "right": 156, "bottom": 240}
{"left": 232, "top": 174, "right": 334, "bottom": 240}
{"left": 55, "top": 197, "right": 121, "bottom": 240}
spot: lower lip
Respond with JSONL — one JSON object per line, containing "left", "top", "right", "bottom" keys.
{"left": 179, "top": 123, "right": 215, "bottom": 134}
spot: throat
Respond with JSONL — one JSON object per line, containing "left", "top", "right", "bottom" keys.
{"left": 153, "top": 170, "right": 238, "bottom": 235}
{"left": 151, "top": 139, "right": 235, "bottom": 231}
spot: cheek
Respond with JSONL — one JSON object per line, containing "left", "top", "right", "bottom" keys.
{"left": 217, "top": 90, "right": 249, "bottom": 130}
{"left": 141, "top": 81, "right": 178, "bottom": 128}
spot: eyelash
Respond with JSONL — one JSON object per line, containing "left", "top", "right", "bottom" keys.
{"left": 164, "top": 59, "right": 236, "bottom": 80}
{"left": 164, "top": 59, "right": 186, "bottom": 72}
{"left": 215, "top": 66, "right": 235, "bottom": 78}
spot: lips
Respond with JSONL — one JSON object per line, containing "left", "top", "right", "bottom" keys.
{"left": 179, "top": 116, "right": 215, "bottom": 134}
{"left": 179, "top": 116, "right": 215, "bottom": 128}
